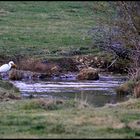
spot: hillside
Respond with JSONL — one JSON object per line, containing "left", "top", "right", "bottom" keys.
{"left": 0, "top": 1, "right": 111, "bottom": 61}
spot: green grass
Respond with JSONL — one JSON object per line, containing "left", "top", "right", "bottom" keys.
{"left": 0, "top": 98, "right": 140, "bottom": 138}
{"left": 0, "top": 80, "right": 20, "bottom": 102}
{"left": 0, "top": 1, "right": 113, "bottom": 60}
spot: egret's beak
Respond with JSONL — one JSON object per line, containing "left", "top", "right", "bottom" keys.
{"left": 11, "top": 64, "right": 17, "bottom": 69}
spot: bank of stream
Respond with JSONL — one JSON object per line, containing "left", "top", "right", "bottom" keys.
{"left": 10, "top": 72, "right": 129, "bottom": 107}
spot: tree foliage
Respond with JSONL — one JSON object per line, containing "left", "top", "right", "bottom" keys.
{"left": 115, "top": 1, "right": 140, "bottom": 80}
{"left": 89, "top": 1, "right": 140, "bottom": 78}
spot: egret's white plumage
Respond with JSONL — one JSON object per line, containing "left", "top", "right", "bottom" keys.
{"left": 0, "top": 61, "right": 17, "bottom": 73}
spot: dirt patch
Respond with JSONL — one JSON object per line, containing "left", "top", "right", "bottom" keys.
{"left": 48, "top": 57, "right": 79, "bottom": 72}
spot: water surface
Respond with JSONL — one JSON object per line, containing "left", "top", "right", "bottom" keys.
{"left": 11, "top": 73, "right": 128, "bottom": 107}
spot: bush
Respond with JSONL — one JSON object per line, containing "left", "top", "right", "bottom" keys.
{"left": 116, "top": 80, "right": 135, "bottom": 95}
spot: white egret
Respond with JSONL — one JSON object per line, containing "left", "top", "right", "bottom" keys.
{"left": 0, "top": 61, "right": 17, "bottom": 73}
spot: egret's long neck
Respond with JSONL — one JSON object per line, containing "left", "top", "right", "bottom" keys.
{"left": 8, "top": 63, "right": 12, "bottom": 68}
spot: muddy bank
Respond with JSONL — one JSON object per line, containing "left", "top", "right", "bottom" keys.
{"left": 0, "top": 54, "right": 130, "bottom": 82}
{"left": 13, "top": 55, "right": 129, "bottom": 75}
{"left": 0, "top": 80, "right": 21, "bottom": 101}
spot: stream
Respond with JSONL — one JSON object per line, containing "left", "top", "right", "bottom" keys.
{"left": 10, "top": 72, "right": 129, "bottom": 107}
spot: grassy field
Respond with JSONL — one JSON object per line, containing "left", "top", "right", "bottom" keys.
{"left": 0, "top": 98, "right": 140, "bottom": 138}
{"left": 0, "top": 1, "right": 111, "bottom": 60}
